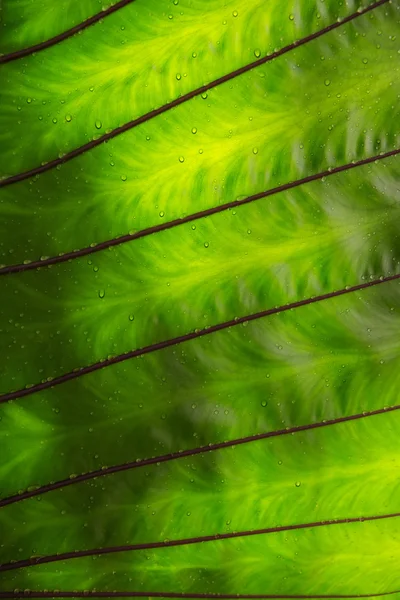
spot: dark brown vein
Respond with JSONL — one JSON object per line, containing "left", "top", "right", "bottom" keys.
{"left": 1, "top": 147, "right": 399, "bottom": 276}
{"left": 0, "top": 0, "right": 137, "bottom": 65}
{"left": 1, "top": 591, "right": 399, "bottom": 599}
{"left": 0, "top": 0, "right": 388, "bottom": 188}
{"left": 2, "top": 510, "right": 400, "bottom": 572}
{"left": 1, "top": 273, "right": 399, "bottom": 405}
{"left": 1, "top": 401, "right": 399, "bottom": 508}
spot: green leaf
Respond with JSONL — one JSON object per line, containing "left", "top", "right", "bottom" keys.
{"left": 0, "top": 0, "right": 400, "bottom": 598}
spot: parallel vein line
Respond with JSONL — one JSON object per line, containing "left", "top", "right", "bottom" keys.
{"left": 2, "top": 510, "right": 400, "bottom": 572}
{"left": 0, "top": 0, "right": 137, "bottom": 65}
{"left": 1, "top": 592, "right": 400, "bottom": 599}
{"left": 1, "top": 401, "right": 400, "bottom": 508}
{"left": 0, "top": 0, "right": 388, "bottom": 188}
{"left": 1, "top": 147, "right": 398, "bottom": 276}
{"left": 1, "top": 273, "right": 399, "bottom": 405}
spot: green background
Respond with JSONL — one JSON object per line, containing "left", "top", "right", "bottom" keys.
{"left": 1, "top": 0, "right": 400, "bottom": 597}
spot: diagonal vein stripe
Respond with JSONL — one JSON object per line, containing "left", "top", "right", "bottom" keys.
{"left": 0, "top": 273, "right": 399, "bottom": 405}
{"left": 0, "top": 0, "right": 137, "bottom": 65}
{"left": 2, "top": 510, "right": 400, "bottom": 572}
{"left": 0, "top": 0, "right": 389, "bottom": 188}
{"left": 1, "top": 591, "right": 400, "bottom": 598}
{"left": 1, "top": 147, "right": 398, "bottom": 276}
{"left": 1, "top": 401, "right": 399, "bottom": 508}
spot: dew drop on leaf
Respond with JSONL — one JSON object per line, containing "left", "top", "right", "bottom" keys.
{"left": 204, "top": 242, "right": 209, "bottom": 248}
{"left": 254, "top": 49, "right": 261, "bottom": 58}
{"left": 65, "top": 114, "right": 72, "bottom": 122}
{"left": 95, "top": 120, "right": 102, "bottom": 129}
{"left": 232, "top": 10, "right": 238, "bottom": 17}
{"left": 191, "top": 127, "right": 197, "bottom": 134}
{"left": 295, "top": 481, "right": 301, "bottom": 487}
{"left": 98, "top": 290, "right": 105, "bottom": 299}
{"left": 261, "top": 400, "right": 268, "bottom": 407}
{"left": 324, "top": 79, "right": 331, "bottom": 86}
{"left": 179, "top": 156, "right": 185, "bottom": 163}
{"left": 121, "top": 174, "right": 127, "bottom": 181}
{"left": 289, "top": 14, "right": 294, "bottom": 21}
{"left": 176, "top": 73, "right": 181, "bottom": 80}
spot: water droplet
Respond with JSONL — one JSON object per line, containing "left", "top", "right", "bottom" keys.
{"left": 295, "top": 481, "right": 301, "bottom": 487}
{"left": 362, "top": 58, "right": 368, "bottom": 64}
{"left": 192, "top": 52, "right": 197, "bottom": 58}
{"left": 179, "top": 156, "right": 185, "bottom": 163}
{"left": 65, "top": 114, "right": 72, "bottom": 122}
{"left": 129, "top": 315, "right": 134, "bottom": 322}
{"left": 232, "top": 10, "right": 238, "bottom": 17}
{"left": 95, "top": 120, "right": 102, "bottom": 130}
{"left": 261, "top": 400, "right": 268, "bottom": 407}
{"left": 252, "top": 147, "right": 258, "bottom": 154}
{"left": 173, "top": 0, "right": 179, "bottom": 4}
{"left": 204, "top": 242, "right": 209, "bottom": 248}
{"left": 26, "top": 97, "right": 32, "bottom": 104}
{"left": 254, "top": 49, "right": 261, "bottom": 58}
{"left": 121, "top": 174, "right": 127, "bottom": 181}
{"left": 191, "top": 127, "right": 197, "bottom": 134}
{"left": 98, "top": 290, "right": 105, "bottom": 299}
{"left": 289, "top": 14, "right": 295, "bottom": 20}
{"left": 52, "top": 118, "right": 57, "bottom": 124}
{"left": 201, "top": 92, "right": 208, "bottom": 99}
{"left": 176, "top": 73, "right": 181, "bottom": 80}
{"left": 191, "top": 224, "right": 196, "bottom": 230}
{"left": 324, "top": 79, "right": 331, "bottom": 86}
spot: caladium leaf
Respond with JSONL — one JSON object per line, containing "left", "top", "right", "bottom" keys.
{"left": 0, "top": 0, "right": 400, "bottom": 598}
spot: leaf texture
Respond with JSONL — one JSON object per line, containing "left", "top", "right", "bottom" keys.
{"left": 1, "top": 0, "right": 400, "bottom": 598}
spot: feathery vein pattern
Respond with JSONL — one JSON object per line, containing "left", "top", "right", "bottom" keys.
{"left": 2, "top": 0, "right": 400, "bottom": 596}
{"left": 1, "top": 274, "right": 399, "bottom": 404}
{"left": 0, "top": 0, "right": 389, "bottom": 188}
{"left": 2, "top": 510, "right": 400, "bottom": 573}
{"left": 2, "top": 401, "right": 400, "bottom": 508}
{"left": 0, "top": 0, "right": 137, "bottom": 64}
{"left": 0, "top": 147, "right": 398, "bottom": 275}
